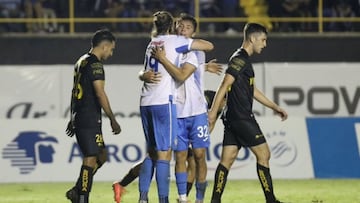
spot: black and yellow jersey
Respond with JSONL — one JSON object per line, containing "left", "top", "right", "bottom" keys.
{"left": 71, "top": 53, "right": 105, "bottom": 128}
{"left": 224, "top": 48, "right": 255, "bottom": 121}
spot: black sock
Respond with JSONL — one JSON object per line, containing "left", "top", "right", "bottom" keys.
{"left": 74, "top": 163, "right": 98, "bottom": 189}
{"left": 186, "top": 182, "right": 193, "bottom": 196}
{"left": 120, "top": 172, "right": 138, "bottom": 187}
{"left": 76, "top": 165, "right": 94, "bottom": 203}
{"left": 256, "top": 163, "right": 276, "bottom": 202}
{"left": 210, "top": 163, "right": 228, "bottom": 203}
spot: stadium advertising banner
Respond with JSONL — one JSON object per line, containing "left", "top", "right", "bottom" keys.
{"left": 306, "top": 117, "right": 360, "bottom": 178}
{"left": 2, "top": 117, "right": 360, "bottom": 183}
{"left": 0, "top": 66, "right": 64, "bottom": 119}
{"left": 263, "top": 63, "right": 360, "bottom": 117}
{"left": 0, "top": 117, "right": 313, "bottom": 183}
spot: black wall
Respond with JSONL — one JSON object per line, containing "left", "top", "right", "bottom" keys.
{"left": 1, "top": 34, "right": 359, "bottom": 64}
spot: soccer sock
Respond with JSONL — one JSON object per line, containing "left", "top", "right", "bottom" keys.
{"left": 210, "top": 163, "right": 228, "bottom": 203}
{"left": 120, "top": 170, "right": 138, "bottom": 187}
{"left": 77, "top": 165, "right": 94, "bottom": 203}
{"left": 159, "top": 196, "right": 169, "bottom": 203}
{"left": 138, "top": 157, "right": 154, "bottom": 201}
{"left": 73, "top": 162, "right": 100, "bottom": 189}
{"left": 175, "top": 172, "right": 188, "bottom": 200}
{"left": 156, "top": 160, "right": 170, "bottom": 202}
{"left": 186, "top": 181, "right": 193, "bottom": 196}
{"left": 195, "top": 181, "right": 208, "bottom": 200}
{"left": 92, "top": 158, "right": 104, "bottom": 175}
{"left": 256, "top": 163, "right": 276, "bottom": 202}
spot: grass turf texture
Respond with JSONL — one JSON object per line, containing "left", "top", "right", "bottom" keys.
{"left": 0, "top": 179, "right": 359, "bottom": 203}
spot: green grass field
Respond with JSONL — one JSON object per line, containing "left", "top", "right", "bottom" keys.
{"left": 0, "top": 179, "right": 359, "bottom": 203}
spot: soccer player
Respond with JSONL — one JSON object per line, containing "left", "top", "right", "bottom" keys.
{"left": 208, "top": 23, "right": 288, "bottom": 203}
{"left": 151, "top": 13, "right": 222, "bottom": 203}
{"left": 65, "top": 29, "right": 122, "bottom": 203}
{"left": 137, "top": 11, "right": 213, "bottom": 203}
{"left": 111, "top": 90, "right": 225, "bottom": 203}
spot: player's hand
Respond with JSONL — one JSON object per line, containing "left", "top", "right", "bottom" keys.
{"left": 111, "top": 119, "right": 121, "bottom": 135}
{"left": 143, "top": 69, "right": 162, "bottom": 84}
{"left": 274, "top": 107, "right": 288, "bottom": 121}
{"left": 206, "top": 59, "right": 223, "bottom": 75}
{"left": 151, "top": 46, "right": 166, "bottom": 61}
{"left": 65, "top": 120, "right": 75, "bottom": 137}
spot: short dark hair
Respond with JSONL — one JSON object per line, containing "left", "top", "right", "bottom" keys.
{"left": 243, "top": 23, "right": 267, "bottom": 40}
{"left": 178, "top": 13, "right": 197, "bottom": 32}
{"left": 91, "top": 29, "right": 115, "bottom": 47}
{"left": 152, "top": 11, "right": 174, "bottom": 36}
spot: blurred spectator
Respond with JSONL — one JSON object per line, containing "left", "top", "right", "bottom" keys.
{"left": 136, "top": 2, "right": 152, "bottom": 33}
{"left": 268, "top": 0, "right": 318, "bottom": 32}
{"left": 219, "top": 0, "right": 242, "bottom": 35}
{"left": 74, "top": 0, "right": 109, "bottom": 32}
{"left": 52, "top": 0, "right": 68, "bottom": 32}
{"left": 324, "top": 0, "right": 357, "bottom": 31}
{"left": 268, "top": 0, "right": 284, "bottom": 31}
{"left": 39, "top": 0, "right": 58, "bottom": 32}
{"left": 200, "top": 0, "right": 221, "bottom": 33}
{"left": 163, "top": 0, "right": 191, "bottom": 16}
{"left": 24, "top": 0, "right": 58, "bottom": 33}
{"left": 177, "top": 0, "right": 192, "bottom": 15}
{"left": 103, "top": 0, "right": 125, "bottom": 31}
{"left": 280, "top": 0, "right": 303, "bottom": 31}
{"left": 0, "top": 0, "right": 25, "bottom": 32}
{"left": 297, "top": 0, "right": 318, "bottom": 31}
{"left": 24, "top": 0, "right": 42, "bottom": 32}
{"left": 106, "top": 0, "right": 192, "bottom": 33}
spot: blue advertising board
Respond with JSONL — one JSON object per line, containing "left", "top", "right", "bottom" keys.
{"left": 306, "top": 117, "right": 360, "bottom": 178}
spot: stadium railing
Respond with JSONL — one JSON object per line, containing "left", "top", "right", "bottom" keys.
{"left": 0, "top": 0, "right": 359, "bottom": 34}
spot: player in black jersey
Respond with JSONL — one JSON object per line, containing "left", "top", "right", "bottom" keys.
{"left": 65, "top": 29, "right": 121, "bottom": 203}
{"left": 208, "top": 23, "right": 288, "bottom": 203}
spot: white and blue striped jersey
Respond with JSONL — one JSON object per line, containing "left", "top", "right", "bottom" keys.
{"left": 140, "top": 35, "right": 193, "bottom": 106}
{"left": 176, "top": 50, "right": 207, "bottom": 118}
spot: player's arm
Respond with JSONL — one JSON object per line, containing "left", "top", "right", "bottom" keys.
{"left": 151, "top": 46, "right": 196, "bottom": 82}
{"left": 138, "top": 69, "right": 162, "bottom": 83}
{"left": 205, "top": 59, "right": 223, "bottom": 75}
{"left": 190, "top": 39, "right": 214, "bottom": 52}
{"left": 66, "top": 70, "right": 78, "bottom": 137}
{"left": 254, "top": 85, "right": 288, "bottom": 121}
{"left": 93, "top": 80, "right": 121, "bottom": 134}
{"left": 208, "top": 73, "right": 234, "bottom": 132}
{"left": 65, "top": 95, "right": 76, "bottom": 137}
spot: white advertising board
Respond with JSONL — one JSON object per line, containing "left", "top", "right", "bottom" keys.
{"left": 1, "top": 64, "right": 264, "bottom": 119}
{"left": 0, "top": 65, "right": 64, "bottom": 119}
{"left": 0, "top": 117, "right": 312, "bottom": 183}
{"left": 264, "top": 63, "right": 360, "bottom": 117}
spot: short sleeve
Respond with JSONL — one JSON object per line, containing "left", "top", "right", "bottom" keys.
{"left": 179, "top": 51, "right": 198, "bottom": 69}
{"left": 226, "top": 56, "right": 246, "bottom": 78}
{"left": 175, "top": 35, "right": 193, "bottom": 53}
{"left": 90, "top": 62, "right": 105, "bottom": 81}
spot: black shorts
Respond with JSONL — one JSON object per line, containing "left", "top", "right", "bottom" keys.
{"left": 75, "top": 127, "right": 105, "bottom": 157}
{"left": 223, "top": 119, "right": 266, "bottom": 148}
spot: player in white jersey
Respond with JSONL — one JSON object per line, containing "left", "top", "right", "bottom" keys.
{"left": 138, "top": 11, "right": 213, "bottom": 203}
{"left": 151, "top": 13, "right": 222, "bottom": 203}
